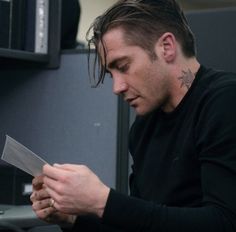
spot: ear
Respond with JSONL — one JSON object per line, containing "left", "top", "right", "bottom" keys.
{"left": 155, "top": 32, "right": 177, "bottom": 63}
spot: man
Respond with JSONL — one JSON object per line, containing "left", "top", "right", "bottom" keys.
{"left": 30, "top": 0, "right": 236, "bottom": 231}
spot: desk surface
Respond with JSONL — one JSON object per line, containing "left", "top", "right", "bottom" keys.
{"left": 0, "top": 204, "right": 47, "bottom": 229}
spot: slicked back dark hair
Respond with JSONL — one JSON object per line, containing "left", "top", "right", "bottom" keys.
{"left": 86, "top": 0, "right": 196, "bottom": 86}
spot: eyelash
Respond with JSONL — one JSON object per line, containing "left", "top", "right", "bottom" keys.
{"left": 117, "top": 64, "right": 129, "bottom": 73}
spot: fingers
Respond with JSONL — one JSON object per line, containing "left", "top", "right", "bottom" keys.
{"left": 31, "top": 172, "right": 63, "bottom": 224}
{"left": 43, "top": 164, "right": 71, "bottom": 181}
{"left": 53, "top": 163, "right": 82, "bottom": 171}
{"left": 32, "top": 175, "right": 44, "bottom": 190}
{"left": 32, "top": 198, "right": 56, "bottom": 221}
{"left": 43, "top": 164, "right": 74, "bottom": 194}
{"left": 43, "top": 164, "right": 89, "bottom": 184}
{"left": 33, "top": 197, "right": 61, "bottom": 222}
{"left": 30, "top": 187, "right": 50, "bottom": 202}
{"left": 31, "top": 165, "right": 61, "bottom": 210}
{"left": 32, "top": 197, "right": 52, "bottom": 211}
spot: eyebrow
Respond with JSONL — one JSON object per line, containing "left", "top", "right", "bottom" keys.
{"left": 107, "top": 56, "right": 129, "bottom": 70}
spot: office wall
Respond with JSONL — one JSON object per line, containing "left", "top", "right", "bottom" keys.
{"left": 0, "top": 51, "right": 118, "bottom": 190}
{"left": 186, "top": 7, "right": 236, "bottom": 73}
{"left": 77, "top": 1, "right": 236, "bottom": 44}
{"left": 78, "top": 0, "right": 117, "bottom": 43}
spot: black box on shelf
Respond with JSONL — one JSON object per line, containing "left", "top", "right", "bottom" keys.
{"left": 0, "top": 0, "right": 11, "bottom": 48}
{"left": 0, "top": 165, "right": 33, "bottom": 205}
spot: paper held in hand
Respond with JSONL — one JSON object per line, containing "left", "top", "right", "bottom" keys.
{"left": 1, "top": 135, "right": 48, "bottom": 177}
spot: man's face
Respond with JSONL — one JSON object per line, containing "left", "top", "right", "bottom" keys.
{"left": 100, "top": 27, "right": 171, "bottom": 116}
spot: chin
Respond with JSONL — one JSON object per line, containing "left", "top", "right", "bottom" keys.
{"left": 134, "top": 107, "right": 153, "bottom": 116}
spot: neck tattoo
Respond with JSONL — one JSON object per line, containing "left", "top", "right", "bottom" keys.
{"left": 178, "top": 69, "right": 195, "bottom": 90}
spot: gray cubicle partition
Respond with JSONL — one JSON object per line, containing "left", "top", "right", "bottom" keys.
{"left": 0, "top": 51, "right": 124, "bottom": 200}
{"left": 186, "top": 7, "right": 236, "bottom": 73}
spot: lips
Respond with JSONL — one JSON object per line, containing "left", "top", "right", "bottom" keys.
{"left": 125, "top": 97, "right": 139, "bottom": 106}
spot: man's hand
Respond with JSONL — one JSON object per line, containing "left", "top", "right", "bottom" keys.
{"left": 30, "top": 175, "right": 76, "bottom": 225}
{"left": 42, "top": 164, "right": 110, "bottom": 218}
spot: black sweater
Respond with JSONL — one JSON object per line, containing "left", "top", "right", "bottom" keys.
{"left": 70, "top": 66, "right": 236, "bottom": 231}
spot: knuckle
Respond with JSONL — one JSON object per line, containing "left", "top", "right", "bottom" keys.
{"left": 32, "top": 202, "right": 39, "bottom": 211}
{"left": 79, "top": 164, "right": 89, "bottom": 174}
{"left": 30, "top": 193, "right": 35, "bottom": 202}
{"left": 33, "top": 192, "right": 39, "bottom": 200}
{"left": 39, "top": 189, "right": 47, "bottom": 198}
{"left": 56, "top": 184, "right": 64, "bottom": 194}
{"left": 39, "top": 210, "right": 49, "bottom": 219}
{"left": 59, "top": 175, "right": 67, "bottom": 183}
{"left": 32, "top": 177, "right": 43, "bottom": 189}
{"left": 37, "top": 191, "right": 43, "bottom": 200}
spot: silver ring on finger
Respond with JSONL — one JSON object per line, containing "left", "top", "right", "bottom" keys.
{"left": 49, "top": 198, "right": 55, "bottom": 208}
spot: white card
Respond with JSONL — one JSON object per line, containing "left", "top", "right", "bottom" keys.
{"left": 1, "top": 135, "right": 48, "bottom": 177}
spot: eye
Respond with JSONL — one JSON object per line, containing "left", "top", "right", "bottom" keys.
{"left": 117, "top": 64, "right": 129, "bottom": 73}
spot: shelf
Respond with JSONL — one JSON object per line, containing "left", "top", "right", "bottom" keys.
{"left": 0, "top": 48, "right": 49, "bottom": 63}
{"left": 0, "top": 0, "right": 61, "bottom": 69}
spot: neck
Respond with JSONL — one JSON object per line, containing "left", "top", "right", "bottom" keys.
{"left": 177, "top": 59, "right": 200, "bottom": 89}
{"left": 162, "top": 57, "right": 200, "bottom": 113}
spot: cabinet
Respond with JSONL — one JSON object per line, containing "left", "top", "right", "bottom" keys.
{"left": 0, "top": 0, "right": 61, "bottom": 69}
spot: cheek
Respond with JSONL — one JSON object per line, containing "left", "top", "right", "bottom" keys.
{"left": 144, "top": 78, "right": 167, "bottom": 105}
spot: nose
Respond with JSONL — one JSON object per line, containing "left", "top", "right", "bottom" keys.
{"left": 112, "top": 75, "right": 128, "bottom": 95}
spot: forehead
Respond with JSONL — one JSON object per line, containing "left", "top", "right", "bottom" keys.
{"left": 98, "top": 27, "right": 126, "bottom": 54}
{"left": 98, "top": 27, "right": 136, "bottom": 66}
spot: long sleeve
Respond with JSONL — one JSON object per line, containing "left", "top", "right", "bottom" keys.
{"left": 66, "top": 215, "right": 124, "bottom": 232}
{"left": 102, "top": 189, "right": 234, "bottom": 232}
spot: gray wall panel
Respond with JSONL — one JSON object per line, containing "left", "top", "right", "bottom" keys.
{"left": 187, "top": 7, "right": 236, "bottom": 73}
{"left": 0, "top": 52, "right": 118, "bottom": 188}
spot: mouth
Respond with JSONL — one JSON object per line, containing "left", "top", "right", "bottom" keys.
{"left": 125, "top": 97, "right": 139, "bottom": 106}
